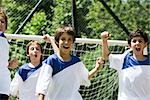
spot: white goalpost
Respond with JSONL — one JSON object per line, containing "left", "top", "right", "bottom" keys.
{"left": 7, "top": 34, "right": 128, "bottom": 100}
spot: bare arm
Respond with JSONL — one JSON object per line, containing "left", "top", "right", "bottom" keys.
{"left": 38, "top": 94, "right": 45, "bottom": 100}
{"left": 43, "top": 34, "right": 59, "bottom": 53}
{"left": 100, "top": 31, "right": 110, "bottom": 60}
{"left": 88, "top": 57, "right": 104, "bottom": 80}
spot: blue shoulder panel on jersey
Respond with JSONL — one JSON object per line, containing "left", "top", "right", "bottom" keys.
{"left": 43, "top": 54, "right": 81, "bottom": 76}
{"left": 122, "top": 53, "right": 150, "bottom": 69}
{"left": 0, "top": 32, "right": 6, "bottom": 38}
{"left": 18, "top": 63, "right": 42, "bottom": 81}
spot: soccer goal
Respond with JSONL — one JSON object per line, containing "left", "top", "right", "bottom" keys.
{"left": 6, "top": 34, "right": 128, "bottom": 100}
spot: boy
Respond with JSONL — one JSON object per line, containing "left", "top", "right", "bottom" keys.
{"left": 10, "top": 41, "right": 52, "bottom": 100}
{"left": 0, "top": 8, "right": 18, "bottom": 100}
{"left": 101, "top": 29, "right": 150, "bottom": 100}
{"left": 36, "top": 26, "right": 104, "bottom": 100}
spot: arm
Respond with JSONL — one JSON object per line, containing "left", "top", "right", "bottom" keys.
{"left": 38, "top": 94, "right": 45, "bottom": 100}
{"left": 10, "top": 72, "right": 22, "bottom": 97}
{"left": 43, "top": 34, "right": 59, "bottom": 53}
{"left": 100, "top": 31, "right": 110, "bottom": 60}
{"left": 88, "top": 57, "right": 104, "bottom": 80}
{"left": 36, "top": 64, "right": 53, "bottom": 100}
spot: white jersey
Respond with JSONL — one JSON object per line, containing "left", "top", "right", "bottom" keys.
{"left": 0, "top": 32, "right": 10, "bottom": 95}
{"left": 36, "top": 54, "right": 90, "bottom": 100}
{"left": 10, "top": 63, "right": 50, "bottom": 100}
{"left": 109, "top": 50, "right": 150, "bottom": 100}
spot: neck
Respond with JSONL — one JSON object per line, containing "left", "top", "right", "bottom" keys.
{"left": 133, "top": 54, "right": 145, "bottom": 61}
{"left": 31, "top": 61, "right": 40, "bottom": 67}
{"left": 58, "top": 52, "right": 71, "bottom": 62}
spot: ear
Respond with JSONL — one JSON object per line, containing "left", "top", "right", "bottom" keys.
{"left": 27, "top": 54, "right": 29, "bottom": 57}
{"left": 56, "top": 41, "right": 59, "bottom": 45}
{"left": 55, "top": 41, "right": 59, "bottom": 47}
{"left": 128, "top": 44, "right": 131, "bottom": 48}
{"left": 144, "top": 42, "right": 148, "bottom": 47}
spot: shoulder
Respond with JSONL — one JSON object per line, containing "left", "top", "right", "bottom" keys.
{"left": 42, "top": 63, "right": 51, "bottom": 68}
{"left": 144, "top": 55, "right": 150, "bottom": 64}
{"left": 17, "top": 63, "right": 29, "bottom": 73}
{"left": 45, "top": 54, "right": 57, "bottom": 60}
{"left": 0, "top": 32, "right": 6, "bottom": 38}
{"left": 71, "top": 55, "right": 81, "bottom": 62}
{"left": 40, "top": 63, "right": 53, "bottom": 72}
{"left": 43, "top": 54, "right": 58, "bottom": 65}
{"left": 0, "top": 32, "right": 9, "bottom": 44}
{"left": 19, "top": 63, "right": 29, "bottom": 69}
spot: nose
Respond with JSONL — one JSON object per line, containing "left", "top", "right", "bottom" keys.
{"left": 33, "top": 48, "right": 38, "bottom": 52}
{"left": 64, "top": 40, "right": 68, "bottom": 44}
{"left": 135, "top": 41, "right": 140, "bottom": 44}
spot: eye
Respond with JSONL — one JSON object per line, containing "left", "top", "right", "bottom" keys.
{"left": 1, "top": 21, "right": 5, "bottom": 23}
{"left": 0, "top": 20, "right": 5, "bottom": 24}
{"left": 36, "top": 47, "right": 40, "bottom": 51}
{"left": 68, "top": 38, "right": 73, "bottom": 42}
{"left": 132, "top": 40, "right": 137, "bottom": 43}
{"left": 30, "top": 47, "right": 34, "bottom": 50}
{"left": 138, "top": 40, "right": 143, "bottom": 43}
{"left": 61, "top": 38, "right": 65, "bottom": 41}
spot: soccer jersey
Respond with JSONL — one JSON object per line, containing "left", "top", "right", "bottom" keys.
{"left": 0, "top": 32, "right": 10, "bottom": 95}
{"left": 109, "top": 49, "right": 150, "bottom": 100}
{"left": 10, "top": 63, "right": 51, "bottom": 100}
{"left": 36, "top": 53, "right": 90, "bottom": 100}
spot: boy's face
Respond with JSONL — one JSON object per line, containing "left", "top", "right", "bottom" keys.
{"left": 28, "top": 44, "right": 42, "bottom": 62}
{"left": 58, "top": 32, "right": 73, "bottom": 55}
{"left": 0, "top": 16, "right": 6, "bottom": 32}
{"left": 129, "top": 36, "right": 147, "bottom": 55}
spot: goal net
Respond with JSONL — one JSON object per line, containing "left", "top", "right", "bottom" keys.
{"left": 7, "top": 34, "right": 128, "bottom": 100}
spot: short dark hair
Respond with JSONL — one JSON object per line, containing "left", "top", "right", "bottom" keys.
{"left": 128, "top": 28, "right": 149, "bottom": 45}
{"left": 0, "top": 8, "right": 8, "bottom": 29}
{"left": 54, "top": 26, "right": 76, "bottom": 46}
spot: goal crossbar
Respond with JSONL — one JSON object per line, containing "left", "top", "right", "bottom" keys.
{"left": 6, "top": 34, "right": 128, "bottom": 46}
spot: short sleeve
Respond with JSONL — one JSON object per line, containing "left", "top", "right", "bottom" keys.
{"left": 36, "top": 63, "right": 53, "bottom": 95}
{"left": 10, "top": 72, "right": 23, "bottom": 96}
{"left": 109, "top": 49, "right": 132, "bottom": 71}
{"left": 109, "top": 54, "right": 123, "bottom": 70}
{"left": 78, "top": 62, "right": 91, "bottom": 86}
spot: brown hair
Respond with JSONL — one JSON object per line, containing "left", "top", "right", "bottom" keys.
{"left": 26, "top": 41, "right": 43, "bottom": 62}
{"left": 54, "top": 26, "right": 76, "bottom": 46}
{"left": 128, "top": 28, "right": 149, "bottom": 45}
{"left": 0, "top": 8, "right": 8, "bottom": 29}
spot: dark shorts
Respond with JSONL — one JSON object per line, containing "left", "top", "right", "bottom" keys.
{"left": 0, "top": 94, "right": 9, "bottom": 100}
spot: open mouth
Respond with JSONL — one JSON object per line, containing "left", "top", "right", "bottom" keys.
{"left": 63, "top": 46, "right": 69, "bottom": 49}
{"left": 135, "top": 48, "right": 141, "bottom": 51}
{"left": 34, "top": 54, "right": 37, "bottom": 57}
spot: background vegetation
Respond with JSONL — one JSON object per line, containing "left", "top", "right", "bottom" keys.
{"left": 1, "top": 0, "right": 150, "bottom": 39}
{"left": 1, "top": 0, "right": 150, "bottom": 99}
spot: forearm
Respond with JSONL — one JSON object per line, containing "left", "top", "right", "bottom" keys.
{"left": 88, "top": 67, "right": 101, "bottom": 80}
{"left": 44, "top": 35, "right": 59, "bottom": 53}
{"left": 102, "top": 39, "right": 110, "bottom": 60}
{"left": 50, "top": 38, "right": 59, "bottom": 53}
{"left": 38, "top": 94, "right": 45, "bottom": 100}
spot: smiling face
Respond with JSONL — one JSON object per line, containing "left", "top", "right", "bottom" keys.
{"left": 58, "top": 32, "right": 73, "bottom": 55}
{"left": 54, "top": 26, "right": 75, "bottom": 56}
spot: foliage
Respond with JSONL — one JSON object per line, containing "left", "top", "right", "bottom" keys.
{"left": 1, "top": 0, "right": 150, "bottom": 38}
{"left": 1, "top": 0, "right": 150, "bottom": 99}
